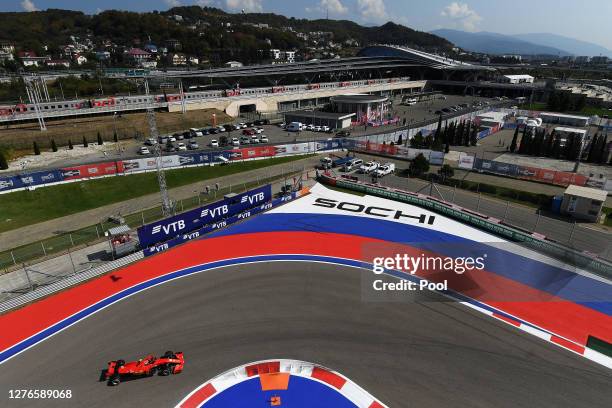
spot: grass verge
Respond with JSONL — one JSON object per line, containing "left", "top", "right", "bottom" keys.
{"left": 0, "top": 155, "right": 312, "bottom": 233}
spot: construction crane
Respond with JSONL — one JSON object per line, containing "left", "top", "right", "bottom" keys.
{"left": 144, "top": 78, "right": 175, "bottom": 217}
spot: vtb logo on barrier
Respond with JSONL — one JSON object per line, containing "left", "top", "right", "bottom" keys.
{"left": 201, "top": 204, "right": 229, "bottom": 219}
{"left": 241, "top": 192, "right": 265, "bottom": 205}
{"left": 152, "top": 220, "right": 186, "bottom": 235}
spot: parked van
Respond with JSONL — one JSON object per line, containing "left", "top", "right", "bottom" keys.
{"left": 286, "top": 122, "right": 303, "bottom": 132}
{"left": 405, "top": 98, "right": 417, "bottom": 106}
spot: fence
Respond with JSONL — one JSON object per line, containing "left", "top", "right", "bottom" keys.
{"left": 0, "top": 166, "right": 306, "bottom": 273}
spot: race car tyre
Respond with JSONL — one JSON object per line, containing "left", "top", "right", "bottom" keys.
{"left": 148, "top": 368, "right": 156, "bottom": 377}
{"left": 159, "top": 365, "right": 170, "bottom": 376}
{"left": 108, "top": 376, "right": 120, "bottom": 386}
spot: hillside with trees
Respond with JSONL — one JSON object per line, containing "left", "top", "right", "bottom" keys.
{"left": 0, "top": 6, "right": 452, "bottom": 69}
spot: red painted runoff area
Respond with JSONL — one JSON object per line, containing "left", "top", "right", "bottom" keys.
{"left": 1, "top": 232, "right": 610, "bottom": 359}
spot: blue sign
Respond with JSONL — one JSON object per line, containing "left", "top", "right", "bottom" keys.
{"left": 178, "top": 153, "right": 212, "bottom": 166}
{"left": 0, "top": 170, "right": 64, "bottom": 192}
{"left": 138, "top": 184, "right": 272, "bottom": 248}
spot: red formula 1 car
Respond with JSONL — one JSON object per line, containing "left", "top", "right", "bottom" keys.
{"left": 105, "top": 351, "right": 184, "bottom": 386}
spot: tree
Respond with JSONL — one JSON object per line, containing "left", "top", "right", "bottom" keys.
{"left": 597, "top": 135, "right": 608, "bottom": 164}
{"left": 574, "top": 95, "right": 587, "bottom": 112}
{"left": 510, "top": 126, "right": 519, "bottom": 153}
{"left": 444, "top": 139, "right": 450, "bottom": 153}
{"left": 0, "top": 150, "right": 8, "bottom": 170}
{"left": 219, "top": 135, "right": 228, "bottom": 146}
{"left": 438, "top": 164, "right": 454, "bottom": 180}
{"left": 409, "top": 153, "right": 429, "bottom": 177}
{"left": 68, "top": 139, "right": 73, "bottom": 150}
{"left": 51, "top": 139, "right": 58, "bottom": 152}
{"left": 410, "top": 131, "right": 424, "bottom": 148}
{"left": 83, "top": 136, "right": 88, "bottom": 147}
{"left": 518, "top": 127, "right": 530, "bottom": 154}
{"left": 547, "top": 91, "right": 560, "bottom": 112}
{"left": 469, "top": 122, "right": 477, "bottom": 146}
{"left": 587, "top": 133, "right": 600, "bottom": 162}
{"left": 97, "top": 132, "right": 103, "bottom": 145}
{"left": 552, "top": 134, "right": 561, "bottom": 159}
{"left": 397, "top": 133, "right": 403, "bottom": 145}
{"left": 33, "top": 141, "right": 40, "bottom": 155}
{"left": 113, "top": 130, "right": 119, "bottom": 143}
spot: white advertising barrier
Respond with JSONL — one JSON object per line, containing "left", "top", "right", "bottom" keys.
{"left": 123, "top": 156, "right": 182, "bottom": 173}
{"left": 458, "top": 152, "right": 475, "bottom": 170}
{"left": 273, "top": 142, "right": 317, "bottom": 156}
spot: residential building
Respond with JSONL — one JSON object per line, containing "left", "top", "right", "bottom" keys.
{"left": 169, "top": 53, "right": 187, "bottom": 66}
{"left": 126, "top": 48, "right": 152, "bottom": 65}
{"left": 74, "top": 54, "right": 88, "bottom": 65}
{"left": 140, "top": 60, "right": 157, "bottom": 68}
{"left": 46, "top": 59, "right": 70, "bottom": 68}
{"left": 18, "top": 51, "right": 49, "bottom": 67}
{"left": 95, "top": 51, "right": 111, "bottom": 61}
{"left": 166, "top": 39, "right": 182, "bottom": 51}
{"left": 0, "top": 51, "right": 14, "bottom": 62}
{"left": 225, "top": 61, "right": 243, "bottom": 68}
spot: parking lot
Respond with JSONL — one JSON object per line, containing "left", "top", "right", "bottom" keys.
{"left": 3, "top": 94, "right": 506, "bottom": 174}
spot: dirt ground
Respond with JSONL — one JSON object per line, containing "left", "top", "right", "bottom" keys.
{"left": 0, "top": 108, "right": 232, "bottom": 154}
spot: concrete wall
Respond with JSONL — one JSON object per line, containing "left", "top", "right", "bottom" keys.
{"left": 168, "top": 80, "right": 427, "bottom": 117}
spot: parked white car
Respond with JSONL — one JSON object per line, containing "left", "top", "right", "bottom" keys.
{"left": 250, "top": 135, "right": 260, "bottom": 143}
{"left": 342, "top": 158, "right": 363, "bottom": 172}
{"left": 209, "top": 139, "right": 219, "bottom": 147}
{"left": 237, "top": 122, "right": 247, "bottom": 129}
{"left": 188, "top": 140, "right": 199, "bottom": 150}
{"left": 176, "top": 142, "right": 187, "bottom": 151}
{"left": 216, "top": 126, "right": 226, "bottom": 132}
{"left": 232, "top": 137, "right": 240, "bottom": 146}
{"left": 314, "top": 126, "right": 322, "bottom": 132}
{"left": 254, "top": 127, "right": 264, "bottom": 134}
{"left": 358, "top": 161, "right": 380, "bottom": 174}
{"left": 139, "top": 146, "right": 151, "bottom": 155}
{"left": 168, "top": 136, "right": 177, "bottom": 142}
{"left": 260, "top": 135, "right": 269, "bottom": 143}
{"left": 190, "top": 128, "right": 203, "bottom": 137}
{"left": 321, "top": 125, "right": 330, "bottom": 132}
{"left": 306, "top": 124, "right": 315, "bottom": 131}
{"left": 145, "top": 138, "right": 157, "bottom": 146}
{"left": 373, "top": 163, "right": 395, "bottom": 177}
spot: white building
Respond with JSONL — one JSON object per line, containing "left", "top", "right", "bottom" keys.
{"left": 74, "top": 54, "right": 88, "bottom": 65}
{"left": 225, "top": 61, "right": 243, "bottom": 68}
{"left": 541, "top": 112, "right": 590, "bottom": 127}
{"left": 500, "top": 74, "right": 534, "bottom": 84}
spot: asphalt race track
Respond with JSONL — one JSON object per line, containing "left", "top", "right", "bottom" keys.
{"left": 1, "top": 262, "right": 611, "bottom": 408}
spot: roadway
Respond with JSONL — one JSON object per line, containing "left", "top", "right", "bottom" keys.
{"left": 341, "top": 154, "right": 612, "bottom": 261}
{"left": 1, "top": 262, "right": 610, "bottom": 408}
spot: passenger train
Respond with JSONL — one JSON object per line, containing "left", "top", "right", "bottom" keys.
{"left": 0, "top": 78, "right": 406, "bottom": 118}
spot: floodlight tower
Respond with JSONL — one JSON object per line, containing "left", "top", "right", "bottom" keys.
{"left": 23, "top": 75, "right": 47, "bottom": 131}
{"left": 144, "top": 77, "right": 175, "bottom": 216}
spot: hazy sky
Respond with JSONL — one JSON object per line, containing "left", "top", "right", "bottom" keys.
{"left": 4, "top": 0, "right": 612, "bottom": 50}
